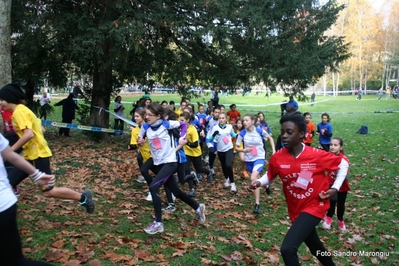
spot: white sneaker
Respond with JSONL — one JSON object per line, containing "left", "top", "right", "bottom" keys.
{"left": 224, "top": 179, "right": 230, "bottom": 187}
{"left": 196, "top": 203, "right": 206, "bottom": 224}
{"left": 172, "top": 193, "right": 176, "bottom": 201}
{"left": 230, "top": 183, "right": 237, "bottom": 192}
{"left": 144, "top": 221, "right": 164, "bottom": 234}
{"left": 146, "top": 192, "right": 152, "bottom": 201}
{"left": 136, "top": 176, "right": 146, "bottom": 183}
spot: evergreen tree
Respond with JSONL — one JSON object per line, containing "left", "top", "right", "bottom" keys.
{"left": 10, "top": 0, "right": 349, "bottom": 139}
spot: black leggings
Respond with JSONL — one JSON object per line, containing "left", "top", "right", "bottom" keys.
{"left": 185, "top": 155, "right": 211, "bottom": 177}
{"left": 326, "top": 191, "right": 348, "bottom": 221}
{"left": 150, "top": 163, "right": 199, "bottom": 222}
{"left": 0, "top": 204, "right": 51, "bottom": 266}
{"left": 281, "top": 212, "right": 335, "bottom": 266}
{"left": 217, "top": 149, "right": 234, "bottom": 183}
{"left": 208, "top": 147, "right": 217, "bottom": 169}
{"left": 8, "top": 157, "right": 52, "bottom": 189}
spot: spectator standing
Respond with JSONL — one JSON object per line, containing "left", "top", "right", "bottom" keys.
{"left": 39, "top": 91, "right": 51, "bottom": 120}
{"left": 377, "top": 87, "right": 383, "bottom": 101}
{"left": 310, "top": 92, "right": 316, "bottom": 106}
{"left": 54, "top": 93, "right": 78, "bottom": 137}
{"left": 356, "top": 88, "right": 362, "bottom": 100}
{"left": 113, "top": 96, "right": 125, "bottom": 132}
{"left": 286, "top": 96, "right": 299, "bottom": 112}
{"left": 386, "top": 86, "right": 391, "bottom": 100}
{"left": 211, "top": 89, "right": 219, "bottom": 108}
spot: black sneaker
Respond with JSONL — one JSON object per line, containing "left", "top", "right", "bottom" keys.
{"left": 266, "top": 185, "right": 272, "bottom": 195}
{"left": 80, "top": 189, "right": 95, "bottom": 213}
{"left": 253, "top": 204, "right": 261, "bottom": 214}
{"left": 207, "top": 172, "right": 213, "bottom": 183}
{"left": 197, "top": 173, "right": 203, "bottom": 181}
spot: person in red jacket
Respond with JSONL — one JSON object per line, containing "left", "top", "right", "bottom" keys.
{"left": 323, "top": 137, "right": 350, "bottom": 231}
{"left": 249, "top": 112, "right": 349, "bottom": 266}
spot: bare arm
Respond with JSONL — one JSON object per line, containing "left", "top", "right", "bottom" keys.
{"left": 11, "top": 128, "right": 34, "bottom": 152}
{"left": 2, "top": 146, "right": 55, "bottom": 186}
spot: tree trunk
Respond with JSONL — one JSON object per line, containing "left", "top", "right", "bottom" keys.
{"left": 0, "top": 0, "right": 12, "bottom": 87}
{"left": 89, "top": 40, "right": 113, "bottom": 142}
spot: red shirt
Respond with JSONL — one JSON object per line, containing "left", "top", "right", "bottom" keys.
{"left": 226, "top": 109, "right": 241, "bottom": 124}
{"left": 267, "top": 146, "right": 343, "bottom": 222}
{"left": 0, "top": 107, "right": 15, "bottom": 132}
{"left": 303, "top": 121, "right": 315, "bottom": 145}
{"left": 327, "top": 153, "right": 350, "bottom": 192}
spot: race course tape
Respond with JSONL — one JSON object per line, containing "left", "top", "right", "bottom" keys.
{"left": 42, "top": 120, "right": 124, "bottom": 134}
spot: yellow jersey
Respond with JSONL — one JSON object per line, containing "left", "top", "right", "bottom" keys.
{"left": 183, "top": 124, "right": 202, "bottom": 157}
{"left": 130, "top": 126, "right": 152, "bottom": 162}
{"left": 12, "top": 104, "right": 52, "bottom": 160}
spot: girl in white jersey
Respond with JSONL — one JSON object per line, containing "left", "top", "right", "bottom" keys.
{"left": 137, "top": 103, "right": 205, "bottom": 234}
{"left": 236, "top": 114, "right": 275, "bottom": 214}
{"left": 208, "top": 112, "right": 237, "bottom": 192}
{"left": 0, "top": 134, "right": 54, "bottom": 265}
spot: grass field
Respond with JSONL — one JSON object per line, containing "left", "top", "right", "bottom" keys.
{"left": 16, "top": 93, "right": 399, "bottom": 265}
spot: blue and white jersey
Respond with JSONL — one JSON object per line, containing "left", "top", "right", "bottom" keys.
{"left": 139, "top": 120, "right": 187, "bottom": 165}
{"left": 236, "top": 128, "right": 270, "bottom": 162}
{"left": 209, "top": 124, "right": 236, "bottom": 152}
{"left": 205, "top": 117, "right": 218, "bottom": 147}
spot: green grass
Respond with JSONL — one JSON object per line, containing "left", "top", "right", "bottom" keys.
{"left": 16, "top": 94, "right": 399, "bottom": 265}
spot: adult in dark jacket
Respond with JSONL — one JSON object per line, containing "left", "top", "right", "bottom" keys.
{"left": 54, "top": 93, "right": 78, "bottom": 137}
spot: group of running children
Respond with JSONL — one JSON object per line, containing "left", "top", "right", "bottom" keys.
{"left": 128, "top": 96, "right": 351, "bottom": 265}
{"left": 0, "top": 83, "right": 351, "bottom": 265}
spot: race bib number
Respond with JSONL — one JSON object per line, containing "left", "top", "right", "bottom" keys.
{"left": 222, "top": 136, "right": 230, "bottom": 144}
{"left": 152, "top": 137, "right": 162, "bottom": 150}
{"left": 251, "top": 146, "right": 258, "bottom": 156}
{"left": 293, "top": 170, "right": 313, "bottom": 190}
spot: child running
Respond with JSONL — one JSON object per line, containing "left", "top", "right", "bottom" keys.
{"left": 248, "top": 112, "right": 349, "bottom": 265}
{"left": 236, "top": 114, "right": 275, "bottom": 213}
{"left": 323, "top": 137, "right": 351, "bottom": 231}
{"left": 208, "top": 112, "right": 237, "bottom": 192}
{"left": 137, "top": 103, "right": 205, "bottom": 234}
{"left": 205, "top": 106, "right": 221, "bottom": 181}
{"left": 0, "top": 133, "right": 54, "bottom": 265}
{"left": 303, "top": 112, "right": 315, "bottom": 146}
{"left": 0, "top": 84, "right": 95, "bottom": 213}
{"left": 128, "top": 108, "right": 153, "bottom": 199}
{"left": 226, "top": 104, "right": 241, "bottom": 125}
{"left": 180, "top": 111, "right": 213, "bottom": 196}
{"left": 317, "top": 113, "right": 333, "bottom": 151}
{"left": 233, "top": 118, "right": 249, "bottom": 178}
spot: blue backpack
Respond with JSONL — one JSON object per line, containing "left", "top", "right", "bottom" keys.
{"left": 357, "top": 125, "right": 368, "bottom": 135}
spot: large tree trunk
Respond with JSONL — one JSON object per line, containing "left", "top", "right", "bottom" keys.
{"left": 0, "top": 0, "right": 12, "bottom": 87}
{"left": 90, "top": 68, "right": 112, "bottom": 141}
{"left": 89, "top": 39, "right": 113, "bottom": 141}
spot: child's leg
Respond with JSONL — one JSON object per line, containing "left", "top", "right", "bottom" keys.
{"left": 336, "top": 191, "right": 348, "bottom": 221}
